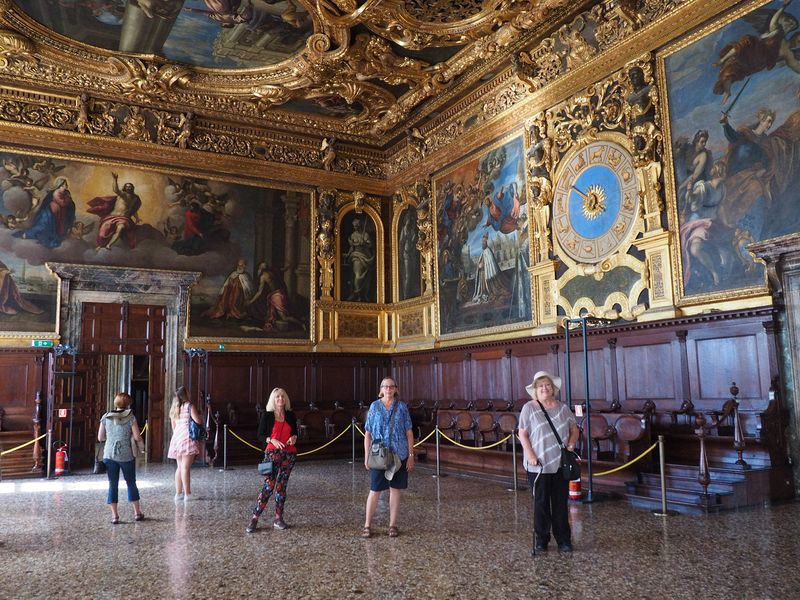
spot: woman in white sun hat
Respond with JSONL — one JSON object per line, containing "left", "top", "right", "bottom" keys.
{"left": 518, "top": 370, "right": 579, "bottom": 554}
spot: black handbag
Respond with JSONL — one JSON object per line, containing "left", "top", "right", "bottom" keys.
{"left": 536, "top": 400, "right": 581, "bottom": 481}
{"left": 188, "top": 416, "right": 207, "bottom": 441}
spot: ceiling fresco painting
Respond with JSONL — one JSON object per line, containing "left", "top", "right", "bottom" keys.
{"left": 15, "top": 0, "right": 313, "bottom": 69}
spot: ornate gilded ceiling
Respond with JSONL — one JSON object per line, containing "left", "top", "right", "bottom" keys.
{"left": 0, "top": 0, "right": 582, "bottom": 147}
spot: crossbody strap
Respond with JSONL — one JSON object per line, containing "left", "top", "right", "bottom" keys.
{"left": 385, "top": 401, "right": 398, "bottom": 450}
{"left": 536, "top": 400, "right": 565, "bottom": 448}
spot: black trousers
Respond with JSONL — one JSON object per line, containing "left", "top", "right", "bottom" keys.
{"left": 527, "top": 471, "right": 571, "bottom": 546}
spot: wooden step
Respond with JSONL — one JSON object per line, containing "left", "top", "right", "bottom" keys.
{"left": 0, "top": 431, "right": 44, "bottom": 480}
{"left": 636, "top": 472, "right": 737, "bottom": 494}
{"left": 625, "top": 492, "right": 728, "bottom": 515}
{"left": 625, "top": 481, "right": 732, "bottom": 505}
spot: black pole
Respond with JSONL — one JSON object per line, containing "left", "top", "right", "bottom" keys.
{"left": 581, "top": 318, "right": 594, "bottom": 503}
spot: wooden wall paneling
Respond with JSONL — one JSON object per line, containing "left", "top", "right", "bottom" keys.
{"left": 470, "top": 348, "right": 507, "bottom": 405}
{"left": 317, "top": 356, "right": 360, "bottom": 409}
{"left": 437, "top": 350, "right": 468, "bottom": 406}
{"left": 208, "top": 355, "right": 260, "bottom": 424}
{"left": 0, "top": 350, "right": 46, "bottom": 430}
{"left": 616, "top": 339, "right": 677, "bottom": 409}
{"left": 402, "top": 355, "right": 435, "bottom": 404}
{"left": 607, "top": 338, "right": 621, "bottom": 407}
{"left": 686, "top": 331, "right": 765, "bottom": 411}
{"left": 559, "top": 341, "right": 607, "bottom": 406}
{"left": 264, "top": 356, "right": 311, "bottom": 412}
{"left": 51, "top": 354, "right": 101, "bottom": 469}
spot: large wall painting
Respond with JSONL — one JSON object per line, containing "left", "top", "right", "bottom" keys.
{"left": 338, "top": 209, "right": 378, "bottom": 303}
{"left": 397, "top": 206, "right": 421, "bottom": 301}
{"left": 0, "top": 150, "right": 310, "bottom": 339}
{"left": 433, "top": 134, "right": 531, "bottom": 336}
{"left": 13, "top": 0, "right": 312, "bottom": 70}
{"left": 660, "top": 0, "right": 800, "bottom": 301}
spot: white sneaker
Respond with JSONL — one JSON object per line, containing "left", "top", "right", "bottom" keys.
{"left": 174, "top": 493, "right": 183, "bottom": 504}
{"left": 183, "top": 494, "right": 192, "bottom": 503}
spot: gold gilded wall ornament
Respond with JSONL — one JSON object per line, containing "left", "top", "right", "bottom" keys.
{"left": 513, "top": 38, "right": 563, "bottom": 92}
{"left": 557, "top": 16, "right": 597, "bottom": 70}
{"left": 320, "top": 137, "right": 337, "bottom": 171}
{"left": 0, "top": 28, "right": 35, "bottom": 70}
{"left": 316, "top": 188, "right": 337, "bottom": 298}
{"left": 108, "top": 57, "right": 191, "bottom": 101}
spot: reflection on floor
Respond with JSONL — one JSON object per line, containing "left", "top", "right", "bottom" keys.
{"left": 0, "top": 461, "right": 798, "bottom": 599}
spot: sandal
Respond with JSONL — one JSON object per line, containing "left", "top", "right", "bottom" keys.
{"left": 388, "top": 526, "right": 399, "bottom": 538}
{"left": 360, "top": 526, "right": 371, "bottom": 538}
{"left": 134, "top": 513, "right": 145, "bottom": 522}
{"left": 111, "top": 517, "right": 120, "bottom": 525}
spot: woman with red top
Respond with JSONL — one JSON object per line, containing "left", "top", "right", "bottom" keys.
{"left": 246, "top": 387, "right": 298, "bottom": 533}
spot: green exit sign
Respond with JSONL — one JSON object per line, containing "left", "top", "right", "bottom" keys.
{"left": 31, "top": 340, "right": 54, "bottom": 348}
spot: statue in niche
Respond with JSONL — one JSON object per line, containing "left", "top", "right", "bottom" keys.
{"left": 398, "top": 207, "right": 420, "bottom": 300}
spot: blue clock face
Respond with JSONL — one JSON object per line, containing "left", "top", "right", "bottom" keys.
{"left": 568, "top": 165, "right": 621, "bottom": 239}
{"left": 553, "top": 140, "right": 639, "bottom": 263}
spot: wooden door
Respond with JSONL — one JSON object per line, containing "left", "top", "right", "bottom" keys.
{"left": 78, "top": 301, "right": 167, "bottom": 461}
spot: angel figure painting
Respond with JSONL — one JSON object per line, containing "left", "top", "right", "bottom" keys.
{"left": 0, "top": 150, "right": 310, "bottom": 337}
{"left": 433, "top": 135, "right": 530, "bottom": 336}
{"left": 663, "top": 0, "right": 800, "bottom": 299}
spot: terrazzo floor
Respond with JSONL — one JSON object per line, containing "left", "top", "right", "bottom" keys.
{"left": 0, "top": 460, "right": 798, "bottom": 599}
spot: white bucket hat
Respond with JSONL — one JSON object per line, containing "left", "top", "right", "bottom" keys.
{"left": 525, "top": 370, "right": 562, "bottom": 397}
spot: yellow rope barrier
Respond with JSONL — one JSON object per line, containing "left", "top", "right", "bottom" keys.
{"left": 297, "top": 423, "right": 353, "bottom": 456}
{"left": 141, "top": 421, "right": 148, "bottom": 434}
{"left": 0, "top": 433, "right": 47, "bottom": 456}
{"left": 438, "top": 429, "right": 513, "bottom": 451}
{"left": 229, "top": 423, "right": 356, "bottom": 457}
{"left": 592, "top": 441, "right": 659, "bottom": 477}
{"left": 413, "top": 428, "right": 436, "bottom": 447}
{"left": 354, "top": 423, "right": 365, "bottom": 437}
{"left": 228, "top": 428, "right": 263, "bottom": 453}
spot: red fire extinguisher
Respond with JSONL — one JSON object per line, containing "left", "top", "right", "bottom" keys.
{"left": 54, "top": 442, "right": 68, "bottom": 477}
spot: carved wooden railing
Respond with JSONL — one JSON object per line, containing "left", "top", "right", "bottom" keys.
{"left": 32, "top": 392, "right": 42, "bottom": 472}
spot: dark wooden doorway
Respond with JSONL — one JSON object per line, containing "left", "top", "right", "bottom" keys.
{"left": 49, "top": 302, "right": 167, "bottom": 468}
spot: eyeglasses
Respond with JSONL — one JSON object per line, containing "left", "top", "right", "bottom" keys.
{"left": 380, "top": 384, "right": 396, "bottom": 388}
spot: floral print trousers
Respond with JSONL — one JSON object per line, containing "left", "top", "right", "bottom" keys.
{"left": 252, "top": 449, "right": 296, "bottom": 519}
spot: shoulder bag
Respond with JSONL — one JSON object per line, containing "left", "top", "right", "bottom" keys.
{"left": 367, "top": 401, "right": 397, "bottom": 471}
{"left": 536, "top": 400, "right": 580, "bottom": 481}
{"left": 188, "top": 405, "right": 207, "bottom": 441}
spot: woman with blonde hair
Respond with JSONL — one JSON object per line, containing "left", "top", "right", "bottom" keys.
{"left": 97, "top": 392, "right": 145, "bottom": 524}
{"left": 167, "top": 386, "right": 202, "bottom": 503}
{"left": 246, "top": 387, "right": 298, "bottom": 533}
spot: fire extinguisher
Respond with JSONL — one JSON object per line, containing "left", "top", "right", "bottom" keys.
{"left": 54, "top": 442, "right": 68, "bottom": 477}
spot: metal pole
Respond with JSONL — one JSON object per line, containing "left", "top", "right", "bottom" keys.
{"left": 564, "top": 320, "right": 572, "bottom": 410}
{"left": 144, "top": 421, "right": 149, "bottom": 465}
{"left": 46, "top": 428, "right": 53, "bottom": 479}
{"left": 582, "top": 318, "right": 594, "bottom": 503}
{"left": 653, "top": 435, "right": 676, "bottom": 516}
{"left": 223, "top": 424, "right": 228, "bottom": 472}
{"left": 351, "top": 417, "right": 356, "bottom": 465}
{"left": 511, "top": 430, "right": 518, "bottom": 491}
{"left": 434, "top": 427, "right": 441, "bottom": 478}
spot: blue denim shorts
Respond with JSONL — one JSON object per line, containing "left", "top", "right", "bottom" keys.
{"left": 369, "top": 459, "right": 408, "bottom": 491}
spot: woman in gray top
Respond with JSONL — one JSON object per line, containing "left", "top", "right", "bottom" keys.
{"left": 518, "top": 370, "right": 579, "bottom": 553}
{"left": 97, "top": 392, "right": 145, "bottom": 524}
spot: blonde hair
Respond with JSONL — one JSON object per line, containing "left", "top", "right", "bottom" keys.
{"left": 169, "top": 386, "right": 190, "bottom": 421}
{"left": 377, "top": 377, "right": 398, "bottom": 399}
{"left": 113, "top": 392, "right": 132, "bottom": 410}
{"left": 266, "top": 387, "right": 292, "bottom": 412}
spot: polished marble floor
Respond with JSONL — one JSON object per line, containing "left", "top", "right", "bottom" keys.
{"left": 0, "top": 459, "right": 798, "bottom": 599}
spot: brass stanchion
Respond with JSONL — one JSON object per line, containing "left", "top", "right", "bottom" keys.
{"left": 506, "top": 430, "right": 526, "bottom": 491}
{"left": 653, "top": 435, "right": 677, "bottom": 517}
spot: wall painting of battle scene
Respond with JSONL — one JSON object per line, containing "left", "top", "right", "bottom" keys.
{"left": 661, "top": 0, "right": 800, "bottom": 300}
{"left": 0, "top": 150, "right": 310, "bottom": 339}
{"left": 338, "top": 210, "right": 378, "bottom": 304}
{"left": 433, "top": 134, "right": 531, "bottom": 336}
{"left": 13, "top": 0, "right": 312, "bottom": 69}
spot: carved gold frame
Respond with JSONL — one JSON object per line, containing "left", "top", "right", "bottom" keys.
{"left": 657, "top": 0, "right": 772, "bottom": 308}
{"left": 334, "top": 196, "right": 384, "bottom": 305}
